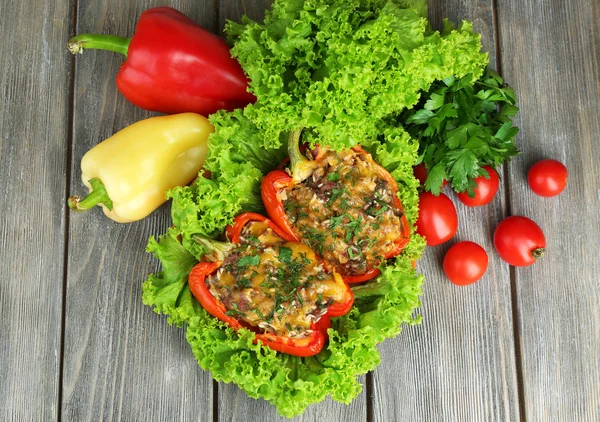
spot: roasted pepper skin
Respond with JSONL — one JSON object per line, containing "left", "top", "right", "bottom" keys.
{"left": 68, "top": 113, "right": 213, "bottom": 223}
{"left": 188, "top": 212, "right": 354, "bottom": 357}
{"left": 262, "top": 143, "right": 411, "bottom": 283}
{"left": 68, "top": 7, "right": 255, "bottom": 116}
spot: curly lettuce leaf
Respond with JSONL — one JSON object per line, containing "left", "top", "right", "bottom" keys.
{"left": 157, "top": 0, "right": 488, "bottom": 247}
{"left": 142, "top": 228, "right": 200, "bottom": 325}
{"left": 144, "top": 151, "right": 425, "bottom": 417}
{"left": 143, "top": 0, "right": 490, "bottom": 417}
{"left": 227, "top": 0, "right": 487, "bottom": 150}
{"left": 143, "top": 182, "right": 425, "bottom": 418}
{"left": 166, "top": 109, "right": 288, "bottom": 256}
{"left": 147, "top": 239, "right": 423, "bottom": 417}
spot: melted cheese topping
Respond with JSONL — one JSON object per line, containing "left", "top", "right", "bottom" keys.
{"left": 206, "top": 221, "right": 347, "bottom": 338}
{"left": 282, "top": 148, "right": 404, "bottom": 276}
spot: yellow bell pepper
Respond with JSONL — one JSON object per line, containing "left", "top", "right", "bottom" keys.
{"left": 68, "top": 113, "right": 213, "bottom": 223}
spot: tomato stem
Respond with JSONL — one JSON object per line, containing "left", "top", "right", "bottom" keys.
{"left": 532, "top": 247, "right": 545, "bottom": 259}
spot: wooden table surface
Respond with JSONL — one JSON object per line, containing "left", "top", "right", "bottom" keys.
{"left": 1, "top": 0, "right": 598, "bottom": 420}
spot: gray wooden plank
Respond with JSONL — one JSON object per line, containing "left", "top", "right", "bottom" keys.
{"left": 219, "top": 387, "right": 368, "bottom": 422}
{"left": 216, "top": 1, "right": 367, "bottom": 419}
{"left": 0, "top": 0, "right": 73, "bottom": 420}
{"left": 498, "top": 0, "right": 600, "bottom": 420}
{"left": 218, "top": 0, "right": 272, "bottom": 34}
{"left": 372, "top": 2, "right": 520, "bottom": 421}
{"left": 62, "top": 1, "right": 216, "bottom": 421}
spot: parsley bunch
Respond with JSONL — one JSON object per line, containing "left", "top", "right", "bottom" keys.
{"left": 401, "top": 68, "right": 520, "bottom": 195}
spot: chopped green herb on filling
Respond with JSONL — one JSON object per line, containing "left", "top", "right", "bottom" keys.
{"left": 283, "top": 148, "right": 405, "bottom": 276}
{"left": 206, "top": 221, "right": 346, "bottom": 337}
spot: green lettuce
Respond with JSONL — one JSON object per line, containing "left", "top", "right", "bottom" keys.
{"left": 143, "top": 0, "right": 489, "bottom": 416}
{"left": 144, "top": 229, "right": 424, "bottom": 417}
{"left": 227, "top": 0, "right": 487, "bottom": 150}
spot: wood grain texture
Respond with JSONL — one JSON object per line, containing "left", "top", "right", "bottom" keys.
{"left": 61, "top": 1, "right": 216, "bottom": 421}
{"left": 2, "top": 0, "right": 598, "bottom": 420}
{"left": 218, "top": 0, "right": 271, "bottom": 34}
{"left": 372, "top": 3, "right": 520, "bottom": 421}
{"left": 215, "top": 0, "right": 367, "bottom": 418}
{"left": 218, "top": 387, "right": 368, "bottom": 422}
{"left": 0, "top": 0, "right": 72, "bottom": 420}
{"left": 498, "top": 0, "right": 600, "bottom": 420}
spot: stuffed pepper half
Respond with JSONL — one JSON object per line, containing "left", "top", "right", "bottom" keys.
{"left": 262, "top": 131, "right": 411, "bottom": 283}
{"left": 188, "top": 212, "right": 354, "bottom": 357}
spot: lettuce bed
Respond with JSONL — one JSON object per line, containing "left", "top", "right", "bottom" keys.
{"left": 142, "top": 0, "right": 489, "bottom": 417}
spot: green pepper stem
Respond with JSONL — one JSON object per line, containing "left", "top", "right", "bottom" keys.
{"left": 68, "top": 34, "right": 131, "bottom": 57}
{"left": 68, "top": 178, "right": 114, "bottom": 212}
{"left": 194, "top": 236, "right": 235, "bottom": 262}
{"left": 287, "top": 130, "right": 314, "bottom": 182}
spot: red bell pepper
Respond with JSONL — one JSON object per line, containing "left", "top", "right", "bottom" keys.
{"left": 188, "top": 212, "right": 354, "bottom": 357}
{"left": 261, "top": 131, "right": 411, "bottom": 283}
{"left": 67, "top": 7, "right": 255, "bottom": 116}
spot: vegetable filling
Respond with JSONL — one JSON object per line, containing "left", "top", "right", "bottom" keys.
{"left": 206, "top": 221, "right": 346, "bottom": 338}
{"left": 281, "top": 148, "right": 405, "bottom": 276}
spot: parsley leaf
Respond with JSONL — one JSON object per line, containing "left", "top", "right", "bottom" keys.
{"left": 402, "top": 68, "right": 520, "bottom": 195}
{"left": 278, "top": 246, "right": 293, "bottom": 264}
{"left": 237, "top": 255, "right": 261, "bottom": 268}
{"left": 329, "top": 214, "right": 347, "bottom": 229}
{"left": 327, "top": 172, "right": 340, "bottom": 181}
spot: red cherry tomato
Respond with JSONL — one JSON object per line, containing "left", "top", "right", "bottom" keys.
{"left": 443, "top": 241, "right": 489, "bottom": 286}
{"left": 413, "top": 163, "right": 428, "bottom": 185}
{"left": 493, "top": 216, "right": 546, "bottom": 266}
{"left": 528, "top": 159, "right": 568, "bottom": 197}
{"left": 416, "top": 192, "right": 458, "bottom": 246}
{"left": 413, "top": 163, "right": 448, "bottom": 188}
{"left": 457, "top": 166, "right": 500, "bottom": 207}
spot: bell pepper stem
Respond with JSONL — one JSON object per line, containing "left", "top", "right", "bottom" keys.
{"left": 68, "top": 34, "right": 131, "bottom": 57}
{"left": 194, "top": 236, "right": 235, "bottom": 262}
{"left": 287, "top": 130, "right": 314, "bottom": 182}
{"left": 68, "top": 178, "right": 114, "bottom": 212}
{"left": 288, "top": 130, "right": 306, "bottom": 169}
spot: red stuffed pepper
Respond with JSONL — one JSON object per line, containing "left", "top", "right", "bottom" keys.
{"left": 188, "top": 212, "right": 354, "bottom": 357}
{"left": 68, "top": 7, "right": 255, "bottom": 116}
{"left": 262, "top": 131, "right": 411, "bottom": 283}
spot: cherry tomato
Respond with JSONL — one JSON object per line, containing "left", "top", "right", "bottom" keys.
{"left": 416, "top": 192, "right": 458, "bottom": 246}
{"left": 493, "top": 216, "right": 546, "bottom": 266}
{"left": 443, "top": 241, "right": 489, "bottom": 286}
{"left": 457, "top": 166, "right": 500, "bottom": 207}
{"left": 413, "top": 163, "right": 448, "bottom": 188}
{"left": 413, "top": 163, "right": 428, "bottom": 185}
{"left": 528, "top": 159, "right": 568, "bottom": 197}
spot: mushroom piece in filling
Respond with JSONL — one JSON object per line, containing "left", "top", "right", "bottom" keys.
{"left": 205, "top": 221, "right": 347, "bottom": 339}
